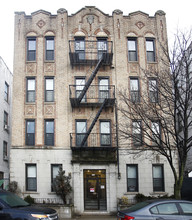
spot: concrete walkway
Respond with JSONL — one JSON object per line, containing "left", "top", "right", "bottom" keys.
{"left": 61, "top": 214, "right": 117, "bottom": 220}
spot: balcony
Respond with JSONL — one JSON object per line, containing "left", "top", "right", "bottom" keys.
{"left": 69, "top": 85, "right": 115, "bottom": 107}
{"left": 70, "top": 133, "right": 117, "bottom": 163}
{"left": 69, "top": 40, "right": 113, "bottom": 67}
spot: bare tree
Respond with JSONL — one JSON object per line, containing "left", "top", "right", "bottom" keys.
{"left": 118, "top": 30, "right": 192, "bottom": 199}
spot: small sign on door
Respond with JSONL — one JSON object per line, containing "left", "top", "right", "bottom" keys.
{"left": 90, "top": 188, "right": 95, "bottom": 192}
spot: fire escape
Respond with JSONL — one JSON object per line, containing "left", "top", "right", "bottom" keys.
{"left": 69, "top": 39, "right": 117, "bottom": 163}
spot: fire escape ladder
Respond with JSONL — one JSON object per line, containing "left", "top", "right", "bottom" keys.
{"left": 77, "top": 55, "right": 103, "bottom": 104}
{"left": 80, "top": 98, "right": 108, "bottom": 147}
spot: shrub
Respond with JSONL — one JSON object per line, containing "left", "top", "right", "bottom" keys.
{"left": 24, "top": 195, "right": 35, "bottom": 204}
{"left": 53, "top": 167, "right": 72, "bottom": 204}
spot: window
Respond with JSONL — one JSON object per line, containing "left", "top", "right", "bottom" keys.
{"left": 3, "top": 141, "right": 8, "bottom": 158}
{"left": 26, "top": 120, "right": 35, "bottom": 146}
{"left": 97, "top": 38, "right": 108, "bottom": 60}
{"left": 100, "top": 121, "right": 111, "bottom": 146}
{"left": 151, "top": 121, "right": 161, "bottom": 146}
{"left": 51, "top": 164, "right": 62, "bottom": 192}
{"left": 76, "top": 120, "right": 87, "bottom": 146}
{"left": 128, "top": 38, "right": 137, "bottom": 61}
{"left": 27, "top": 37, "right": 36, "bottom": 61}
{"left": 45, "top": 37, "right": 54, "bottom": 60}
{"left": 146, "top": 38, "right": 156, "bottom": 62}
{"left": 150, "top": 203, "right": 179, "bottom": 215}
{"left": 45, "top": 77, "right": 54, "bottom": 102}
{"left": 4, "top": 82, "right": 9, "bottom": 102}
{"left": 179, "top": 202, "right": 192, "bottom": 215}
{"left": 26, "top": 78, "right": 35, "bottom": 102}
{"left": 26, "top": 164, "right": 37, "bottom": 191}
{"left": 45, "top": 120, "right": 54, "bottom": 146}
{"left": 149, "top": 78, "right": 158, "bottom": 102}
{"left": 76, "top": 78, "right": 86, "bottom": 102}
{"left": 153, "top": 165, "right": 164, "bottom": 191}
{"left": 130, "top": 78, "right": 140, "bottom": 103}
{"left": 4, "top": 111, "right": 8, "bottom": 128}
{"left": 99, "top": 78, "right": 109, "bottom": 102}
{"left": 127, "top": 165, "right": 138, "bottom": 192}
{"left": 132, "top": 121, "right": 142, "bottom": 146}
{"left": 0, "top": 172, "right": 4, "bottom": 189}
{"left": 75, "top": 37, "right": 85, "bottom": 60}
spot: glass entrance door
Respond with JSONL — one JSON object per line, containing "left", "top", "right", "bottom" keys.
{"left": 84, "top": 170, "right": 106, "bottom": 210}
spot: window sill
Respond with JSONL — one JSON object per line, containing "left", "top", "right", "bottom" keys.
{"left": 44, "top": 102, "right": 55, "bottom": 104}
{"left": 23, "top": 191, "right": 39, "bottom": 194}
{"left": 147, "top": 61, "right": 158, "bottom": 64}
{"left": 124, "top": 192, "right": 138, "bottom": 195}
{"left": 44, "top": 60, "right": 55, "bottom": 63}
{"left": 150, "top": 192, "right": 166, "bottom": 195}
{"left": 26, "top": 61, "right": 36, "bottom": 63}
{"left": 25, "top": 102, "right": 36, "bottom": 105}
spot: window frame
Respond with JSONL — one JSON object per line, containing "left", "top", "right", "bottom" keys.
{"left": 99, "top": 77, "right": 109, "bottom": 102}
{"left": 152, "top": 164, "right": 164, "bottom": 192}
{"left": 130, "top": 77, "right": 140, "bottom": 103}
{"left": 97, "top": 37, "right": 108, "bottom": 60}
{"left": 132, "top": 120, "right": 142, "bottom": 146}
{"left": 26, "top": 164, "right": 37, "bottom": 191}
{"left": 25, "top": 119, "right": 35, "bottom": 146}
{"left": 127, "top": 37, "right": 138, "bottom": 62}
{"left": 75, "top": 77, "right": 86, "bottom": 102}
{"left": 149, "top": 78, "right": 158, "bottom": 103}
{"left": 4, "top": 111, "right": 8, "bottom": 128}
{"left": 26, "top": 77, "right": 36, "bottom": 103}
{"left": 51, "top": 164, "right": 62, "bottom": 192}
{"left": 146, "top": 38, "right": 156, "bottom": 62}
{"left": 100, "top": 120, "right": 111, "bottom": 146}
{"left": 127, "top": 164, "right": 138, "bottom": 192}
{"left": 45, "top": 119, "right": 54, "bottom": 146}
{"left": 75, "top": 120, "right": 87, "bottom": 147}
{"left": 45, "top": 77, "right": 54, "bottom": 102}
{"left": 45, "top": 36, "right": 55, "bottom": 61}
{"left": 3, "top": 141, "right": 8, "bottom": 158}
{"left": 151, "top": 121, "right": 161, "bottom": 146}
{"left": 75, "top": 37, "right": 85, "bottom": 60}
{"left": 27, "top": 37, "right": 36, "bottom": 61}
{"left": 4, "top": 82, "right": 9, "bottom": 102}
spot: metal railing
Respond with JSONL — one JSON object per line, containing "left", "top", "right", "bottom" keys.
{"left": 69, "top": 40, "right": 113, "bottom": 66}
{"left": 69, "top": 85, "right": 115, "bottom": 107}
{"left": 70, "top": 132, "right": 117, "bottom": 148}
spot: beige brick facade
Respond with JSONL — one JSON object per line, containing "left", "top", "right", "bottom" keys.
{"left": 11, "top": 7, "right": 175, "bottom": 214}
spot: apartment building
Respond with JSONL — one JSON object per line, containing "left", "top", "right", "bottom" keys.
{"left": 0, "top": 57, "right": 12, "bottom": 189}
{"left": 11, "top": 7, "right": 175, "bottom": 214}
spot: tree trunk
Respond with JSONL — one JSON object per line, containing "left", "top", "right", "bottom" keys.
{"left": 174, "top": 178, "right": 184, "bottom": 199}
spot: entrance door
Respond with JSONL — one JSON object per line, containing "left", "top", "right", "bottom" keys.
{"left": 84, "top": 170, "right": 107, "bottom": 210}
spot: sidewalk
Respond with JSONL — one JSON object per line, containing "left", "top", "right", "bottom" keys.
{"left": 61, "top": 214, "right": 117, "bottom": 220}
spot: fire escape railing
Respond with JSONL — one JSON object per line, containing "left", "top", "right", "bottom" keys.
{"left": 69, "top": 40, "right": 113, "bottom": 67}
{"left": 77, "top": 56, "right": 103, "bottom": 104}
{"left": 69, "top": 85, "right": 115, "bottom": 107}
{"left": 70, "top": 41, "right": 116, "bottom": 149}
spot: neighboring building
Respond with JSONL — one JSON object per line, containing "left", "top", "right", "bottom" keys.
{"left": 11, "top": 7, "right": 175, "bottom": 214}
{"left": 0, "top": 57, "right": 13, "bottom": 189}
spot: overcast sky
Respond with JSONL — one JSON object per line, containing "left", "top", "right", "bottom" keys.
{"left": 0, "top": 0, "right": 191, "bottom": 72}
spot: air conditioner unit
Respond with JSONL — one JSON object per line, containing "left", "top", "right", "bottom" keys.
{"left": 4, "top": 124, "right": 9, "bottom": 131}
{"left": 3, "top": 155, "right": 8, "bottom": 161}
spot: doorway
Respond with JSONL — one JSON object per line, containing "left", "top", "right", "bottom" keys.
{"left": 84, "top": 169, "right": 107, "bottom": 210}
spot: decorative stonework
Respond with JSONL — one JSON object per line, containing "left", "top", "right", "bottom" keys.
{"left": 130, "top": 63, "right": 138, "bottom": 73}
{"left": 36, "top": 19, "right": 46, "bottom": 28}
{"left": 44, "top": 105, "right": 55, "bottom": 116}
{"left": 44, "top": 63, "right": 54, "bottom": 73}
{"left": 135, "top": 21, "right": 145, "bottom": 29}
{"left": 26, "top": 63, "right": 36, "bottom": 75}
{"left": 25, "top": 105, "right": 36, "bottom": 116}
{"left": 87, "top": 15, "right": 94, "bottom": 25}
